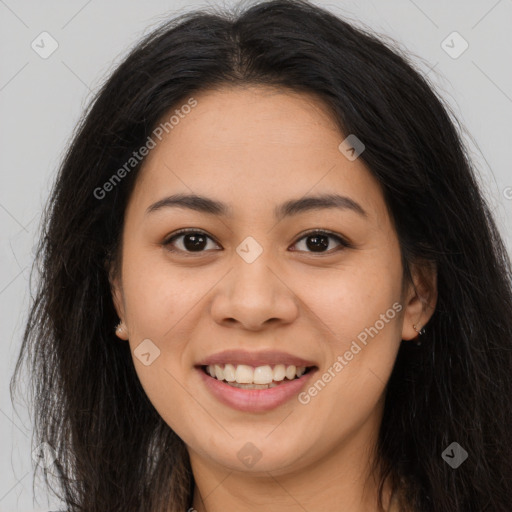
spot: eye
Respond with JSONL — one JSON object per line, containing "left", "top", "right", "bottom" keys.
{"left": 290, "top": 230, "right": 352, "bottom": 254}
{"left": 163, "top": 229, "right": 220, "bottom": 254}
{"left": 162, "top": 228, "right": 352, "bottom": 256}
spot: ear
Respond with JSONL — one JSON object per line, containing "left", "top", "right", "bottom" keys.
{"left": 401, "top": 259, "right": 438, "bottom": 341}
{"left": 106, "top": 260, "right": 129, "bottom": 341}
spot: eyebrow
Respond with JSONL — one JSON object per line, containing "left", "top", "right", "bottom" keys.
{"left": 145, "top": 193, "right": 367, "bottom": 220}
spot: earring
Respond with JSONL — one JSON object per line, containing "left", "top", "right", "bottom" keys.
{"left": 412, "top": 324, "right": 426, "bottom": 346}
{"left": 115, "top": 321, "right": 125, "bottom": 337}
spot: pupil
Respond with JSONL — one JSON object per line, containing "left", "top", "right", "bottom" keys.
{"left": 306, "top": 234, "right": 329, "bottom": 252}
{"left": 184, "top": 233, "right": 207, "bottom": 251}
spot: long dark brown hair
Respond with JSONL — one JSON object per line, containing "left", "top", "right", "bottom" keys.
{"left": 11, "top": 1, "right": 512, "bottom": 510}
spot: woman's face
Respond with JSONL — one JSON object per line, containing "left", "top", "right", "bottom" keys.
{"left": 111, "top": 85, "right": 434, "bottom": 477}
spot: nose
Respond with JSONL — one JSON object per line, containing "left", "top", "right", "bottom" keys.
{"left": 210, "top": 254, "right": 299, "bottom": 331}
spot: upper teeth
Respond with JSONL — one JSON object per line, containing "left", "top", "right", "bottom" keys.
{"left": 206, "top": 364, "right": 307, "bottom": 384}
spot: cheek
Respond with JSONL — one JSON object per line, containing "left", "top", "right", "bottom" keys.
{"left": 295, "top": 250, "right": 403, "bottom": 412}
{"left": 298, "top": 303, "right": 402, "bottom": 448}
{"left": 121, "top": 246, "right": 210, "bottom": 338}
{"left": 296, "top": 256, "right": 402, "bottom": 345}
{"left": 309, "top": 278, "right": 402, "bottom": 389}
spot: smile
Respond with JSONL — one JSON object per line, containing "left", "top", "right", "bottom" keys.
{"left": 197, "top": 363, "right": 318, "bottom": 412}
{"left": 204, "top": 363, "right": 311, "bottom": 388}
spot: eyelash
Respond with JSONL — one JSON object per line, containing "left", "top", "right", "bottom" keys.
{"left": 162, "top": 228, "right": 352, "bottom": 256}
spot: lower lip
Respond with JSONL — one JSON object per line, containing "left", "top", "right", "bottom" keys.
{"left": 197, "top": 367, "right": 317, "bottom": 412}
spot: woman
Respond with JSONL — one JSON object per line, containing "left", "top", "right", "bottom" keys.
{"left": 11, "top": 0, "right": 512, "bottom": 511}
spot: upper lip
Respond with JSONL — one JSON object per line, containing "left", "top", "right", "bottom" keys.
{"left": 196, "top": 349, "right": 317, "bottom": 368}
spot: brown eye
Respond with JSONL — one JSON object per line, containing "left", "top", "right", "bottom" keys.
{"left": 163, "top": 229, "right": 221, "bottom": 254}
{"left": 291, "top": 230, "right": 351, "bottom": 254}
{"left": 163, "top": 228, "right": 351, "bottom": 256}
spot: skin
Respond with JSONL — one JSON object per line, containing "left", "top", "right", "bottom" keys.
{"left": 111, "top": 85, "right": 437, "bottom": 512}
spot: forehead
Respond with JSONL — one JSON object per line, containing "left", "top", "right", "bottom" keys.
{"left": 129, "top": 85, "right": 388, "bottom": 225}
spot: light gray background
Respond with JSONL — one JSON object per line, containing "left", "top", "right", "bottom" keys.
{"left": 1, "top": 1, "right": 511, "bottom": 510}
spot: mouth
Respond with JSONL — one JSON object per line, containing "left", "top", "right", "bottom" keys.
{"left": 196, "top": 361, "right": 318, "bottom": 412}
{"left": 200, "top": 363, "right": 316, "bottom": 389}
